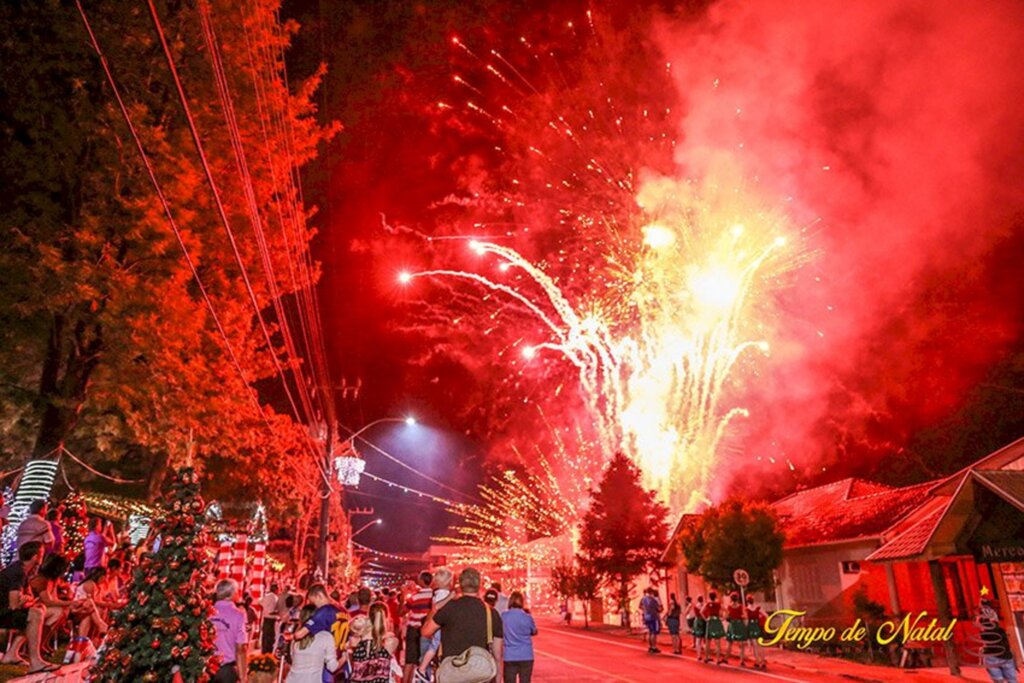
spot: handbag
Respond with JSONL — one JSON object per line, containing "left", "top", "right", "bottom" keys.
{"left": 436, "top": 603, "right": 497, "bottom": 683}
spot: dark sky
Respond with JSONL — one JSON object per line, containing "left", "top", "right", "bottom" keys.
{"left": 281, "top": 0, "right": 1024, "bottom": 554}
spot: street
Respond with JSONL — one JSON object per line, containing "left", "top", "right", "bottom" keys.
{"left": 529, "top": 625, "right": 849, "bottom": 683}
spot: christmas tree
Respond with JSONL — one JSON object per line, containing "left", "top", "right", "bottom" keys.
{"left": 60, "top": 492, "right": 89, "bottom": 561}
{"left": 91, "top": 467, "right": 217, "bottom": 682}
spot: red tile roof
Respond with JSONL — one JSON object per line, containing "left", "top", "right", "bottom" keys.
{"left": 865, "top": 502, "right": 948, "bottom": 561}
{"left": 866, "top": 469, "right": 1024, "bottom": 562}
{"left": 773, "top": 478, "right": 935, "bottom": 548}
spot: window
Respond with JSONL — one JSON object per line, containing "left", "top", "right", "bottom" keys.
{"left": 790, "top": 562, "right": 824, "bottom": 603}
{"left": 841, "top": 561, "right": 861, "bottom": 574}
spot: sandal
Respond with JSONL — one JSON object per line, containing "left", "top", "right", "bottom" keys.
{"left": 28, "top": 664, "right": 61, "bottom": 674}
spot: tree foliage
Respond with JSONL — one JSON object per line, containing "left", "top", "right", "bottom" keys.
{"left": 550, "top": 554, "right": 603, "bottom": 628}
{"left": 579, "top": 453, "right": 669, "bottom": 614}
{"left": 678, "top": 497, "right": 784, "bottom": 593}
{"left": 550, "top": 556, "right": 575, "bottom": 601}
{"left": 91, "top": 467, "right": 215, "bottom": 682}
{"left": 572, "top": 554, "right": 602, "bottom": 629}
{"left": 0, "top": 0, "right": 334, "bottom": 518}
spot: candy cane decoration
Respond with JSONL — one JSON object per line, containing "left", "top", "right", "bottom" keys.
{"left": 217, "top": 538, "right": 233, "bottom": 579}
{"left": 231, "top": 533, "right": 248, "bottom": 586}
{"left": 250, "top": 542, "right": 266, "bottom": 601}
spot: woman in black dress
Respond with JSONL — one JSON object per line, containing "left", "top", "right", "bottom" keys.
{"left": 666, "top": 594, "right": 682, "bottom": 655}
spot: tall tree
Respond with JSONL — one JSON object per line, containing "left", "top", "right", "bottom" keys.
{"left": 578, "top": 453, "right": 669, "bottom": 624}
{"left": 678, "top": 497, "right": 784, "bottom": 593}
{"left": 572, "top": 554, "right": 602, "bottom": 629}
{"left": 0, "top": 0, "right": 334, "bottom": 515}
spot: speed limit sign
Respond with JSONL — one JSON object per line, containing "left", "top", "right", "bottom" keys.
{"left": 733, "top": 568, "right": 750, "bottom": 587}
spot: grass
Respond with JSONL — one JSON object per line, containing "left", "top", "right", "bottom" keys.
{"left": 0, "top": 648, "right": 67, "bottom": 682}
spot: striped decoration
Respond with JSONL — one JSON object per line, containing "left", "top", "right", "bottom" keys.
{"left": 230, "top": 533, "right": 248, "bottom": 585}
{"left": 249, "top": 542, "right": 266, "bottom": 601}
{"left": 2, "top": 460, "right": 59, "bottom": 563}
{"left": 216, "top": 538, "right": 233, "bottom": 579}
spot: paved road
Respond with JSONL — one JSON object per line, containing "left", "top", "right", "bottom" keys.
{"left": 529, "top": 624, "right": 851, "bottom": 683}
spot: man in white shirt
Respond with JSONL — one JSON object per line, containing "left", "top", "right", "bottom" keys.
{"left": 260, "top": 583, "right": 279, "bottom": 654}
{"left": 492, "top": 583, "right": 510, "bottom": 614}
{"left": 15, "top": 500, "right": 54, "bottom": 551}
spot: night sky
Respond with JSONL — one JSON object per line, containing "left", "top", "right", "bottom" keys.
{"left": 281, "top": 0, "right": 1024, "bottom": 553}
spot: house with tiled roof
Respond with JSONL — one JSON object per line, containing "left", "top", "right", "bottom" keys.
{"left": 862, "top": 436, "right": 1024, "bottom": 674}
{"left": 772, "top": 477, "right": 934, "bottom": 622}
{"left": 661, "top": 435, "right": 1024, "bottom": 675}
{"left": 659, "top": 479, "right": 935, "bottom": 621}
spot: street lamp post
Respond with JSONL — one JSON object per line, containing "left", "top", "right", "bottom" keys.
{"left": 317, "top": 417, "right": 415, "bottom": 577}
{"left": 342, "top": 417, "right": 416, "bottom": 444}
{"left": 352, "top": 518, "right": 382, "bottom": 538}
{"left": 316, "top": 420, "right": 335, "bottom": 580}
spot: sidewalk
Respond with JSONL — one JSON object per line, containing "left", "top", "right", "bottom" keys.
{"left": 551, "top": 619, "right": 994, "bottom": 683}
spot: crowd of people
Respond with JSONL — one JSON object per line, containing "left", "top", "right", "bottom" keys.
{"left": 0, "top": 499, "right": 129, "bottom": 675}
{"left": 0, "top": 495, "right": 538, "bottom": 682}
{"left": 238, "top": 567, "right": 536, "bottom": 683}
{"left": 637, "top": 587, "right": 768, "bottom": 669}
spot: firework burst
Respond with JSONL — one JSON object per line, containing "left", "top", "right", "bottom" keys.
{"left": 400, "top": 14, "right": 801, "bottom": 512}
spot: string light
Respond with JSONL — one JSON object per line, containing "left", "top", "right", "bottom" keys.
{"left": 81, "top": 493, "right": 159, "bottom": 521}
{"left": 2, "top": 459, "right": 59, "bottom": 563}
{"left": 352, "top": 541, "right": 421, "bottom": 562}
{"left": 360, "top": 471, "right": 457, "bottom": 506}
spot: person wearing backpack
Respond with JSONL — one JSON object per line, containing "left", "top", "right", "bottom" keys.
{"left": 421, "top": 568, "right": 504, "bottom": 683}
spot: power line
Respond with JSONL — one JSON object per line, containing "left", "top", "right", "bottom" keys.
{"left": 197, "top": 0, "right": 329, "bottom": 430}
{"left": 339, "top": 425, "right": 482, "bottom": 504}
{"left": 147, "top": 0, "right": 322, "bottom": 442}
{"left": 75, "top": 0, "right": 330, "bottom": 486}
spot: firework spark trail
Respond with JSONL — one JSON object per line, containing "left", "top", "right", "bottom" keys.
{"left": 434, "top": 418, "right": 600, "bottom": 576}
{"left": 403, "top": 23, "right": 798, "bottom": 512}
{"left": 407, "top": 176, "right": 790, "bottom": 511}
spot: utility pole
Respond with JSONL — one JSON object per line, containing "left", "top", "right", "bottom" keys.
{"left": 317, "top": 378, "right": 360, "bottom": 579}
{"left": 316, "top": 419, "right": 334, "bottom": 579}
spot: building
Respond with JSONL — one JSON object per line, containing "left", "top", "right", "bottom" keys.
{"left": 662, "top": 514, "right": 711, "bottom": 602}
{"left": 662, "top": 436, "right": 1024, "bottom": 674}
{"left": 865, "top": 436, "right": 1024, "bottom": 673}
{"left": 772, "top": 478, "right": 933, "bottom": 622}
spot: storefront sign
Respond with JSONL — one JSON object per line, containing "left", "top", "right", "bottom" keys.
{"left": 975, "top": 541, "right": 1024, "bottom": 563}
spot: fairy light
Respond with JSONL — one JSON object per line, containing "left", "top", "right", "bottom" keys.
{"left": 2, "top": 460, "right": 59, "bottom": 563}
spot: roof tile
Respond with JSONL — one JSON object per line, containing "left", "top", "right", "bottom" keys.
{"left": 773, "top": 478, "right": 934, "bottom": 548}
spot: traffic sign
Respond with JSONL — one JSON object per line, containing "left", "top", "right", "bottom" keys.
{"left": 733, "top": 568, "right": 750, "bottom": 587}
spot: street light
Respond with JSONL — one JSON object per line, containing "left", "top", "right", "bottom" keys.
{"left": 352, "top": 518, "right": 383, "bottom": 538}
{"left": 340, "top": 417, "right": 417, "bottom": 445}
{"left": 320, "top": 417, "right": 418, "bottom": 577}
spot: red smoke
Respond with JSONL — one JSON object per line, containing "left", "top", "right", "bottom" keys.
{"left": 658, "top": 0, "right": 1024, "bottom": 491}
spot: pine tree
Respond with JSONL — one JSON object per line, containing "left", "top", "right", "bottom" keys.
{"left": 578, "top": 453, "right": 669, "bottom": 626}
{"left": 60, "top": 493, "right": 90, "bottom": 561}
{"left": 91, "top": 467, "right": 216, "bottom": 682}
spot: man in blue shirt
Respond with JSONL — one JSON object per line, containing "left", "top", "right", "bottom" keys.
{"left": 288, "top": 584, "right": 347, "bottom": 683}
{"left": 500, "top": 592, "right": 536, "bottom": 683}
{"left": 639, "top": 588, "right": 663, "bottom": 654}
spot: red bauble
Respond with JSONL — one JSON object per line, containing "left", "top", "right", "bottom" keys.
{"left": 151, "top": 639, "right": 161, "bottom": 649}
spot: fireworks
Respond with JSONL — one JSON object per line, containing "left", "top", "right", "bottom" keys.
{"left": 409, "top": 174, "right": 790, "bottom": 510}
{"left": 434, "top": 419, "right": 598, "bottom": 584}
{"left": 400, "top": 16, "right": 799, "bottom": 512}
